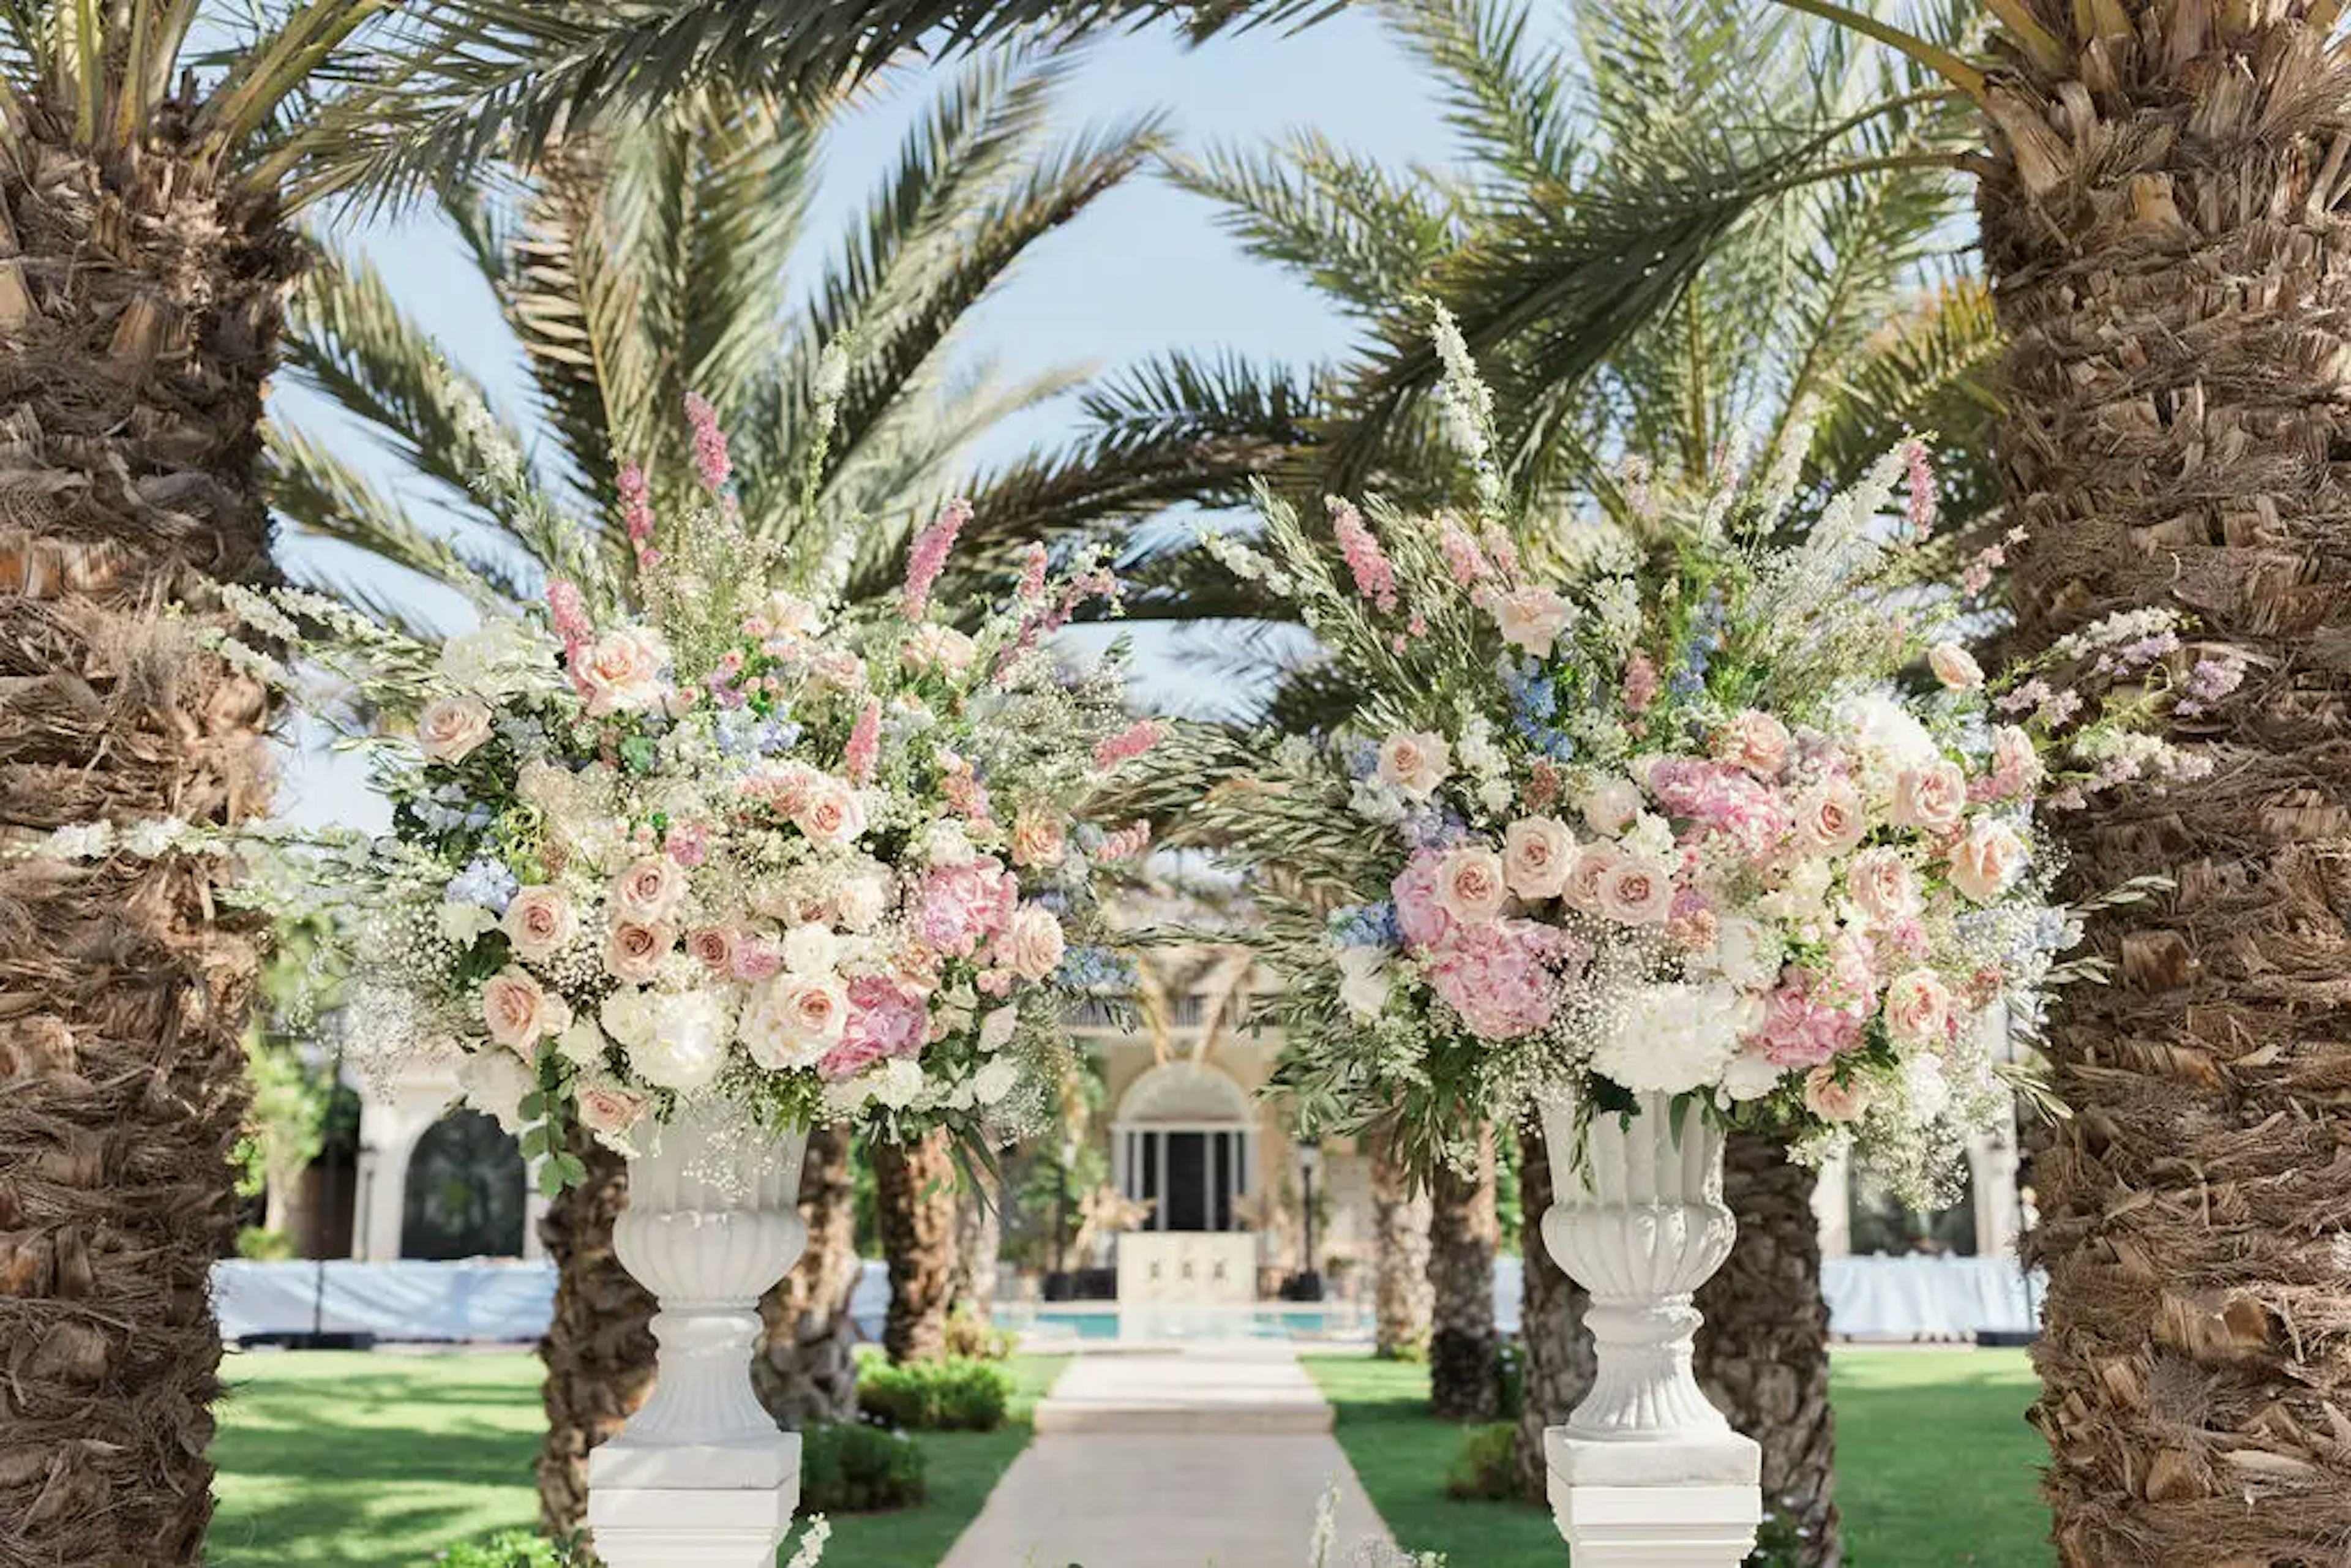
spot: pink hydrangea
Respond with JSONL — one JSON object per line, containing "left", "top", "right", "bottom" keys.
{"left": 1425, "top": 920, "right": 1565, "bottom": 1040}
{"left": 1392, "top": 849, "right": 1459, "bottom": 950}
{"left": 915, "top": 855, "right": 1016, "bottom": 957}
{"left": 1646, "top": 759, "right": 1791, "bottom": 860}
{"left": 1623, "top": 653, "right": 1660, "bottom": 714}
{"left": 1750, "top": 973, "right": 1865, "bottom": 1067}
{"left": 818, "top": 976, "right": 929, "bottom": 1079}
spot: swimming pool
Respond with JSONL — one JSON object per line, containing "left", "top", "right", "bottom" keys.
{"left": 999, "top": 1302, "right": 1375, "bottom": 1343}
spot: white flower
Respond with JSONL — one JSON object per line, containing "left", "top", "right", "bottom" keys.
{"left": 122, "top": 817, "right": 189, "bottom": 857}
{"left": 1719, "top": 1051, "right": 1783, "bottom": 1103}
{"left": 600, "top": 987, "right": 658, "bottom": 1049}
{"left": 438, "top": 901, "right": 500, "bottom": 945}
{"left": 820, "top": 1076, "right": 876, "bottom": 1119}
{"left": 978, "top": 1005, "right": 1019, "bottom": 1052}
{"left": 1701, "top": 916, "right": 1784, "bottom": 991}
{"left": 439, "top": 617, "right": 559, "bottom": 698}
{"left": 627, "top": 989, "right": 730, "bottom": 1093}
{"left": 45, "top": 822, "right": 114, "bottom": 859}
{"left": 456, "top": 1048, "right": 536, "bottom": 1134}
{"left": 870, "top": 1058, "right": 926, "bottom": 1110}
{"left": 1622, "top": 811, "right": 1676, "bottom": 861}
{"left": 1927, "top": 642, "right": 1984, "bottom": 692}
{"left": 972, "top": 1057, "right": 1022, "bottom": 1106}
{"left": 555, "top": 1016, "right": 610, "bottom": 1070}
{"left": 924, "top": 819, "right": 976, "bottom": 867}
{"left": 781, "top": 924, "right": 842, "bottom": 977}
{"left": 1589, "top": 982, "right": 1747, "bottom": 1096}
{"left": 1348, "top": 779, "right": 1409, "bottom": 826}
{"left": 1829, "top": 690, "right": 1941, "bottom": 775}
{"left": 1333, "top": 947, "right": 1393, "bottom": 1020}
{"left": 1902, "top": 1054, "right": 1952, "bottom": 1124}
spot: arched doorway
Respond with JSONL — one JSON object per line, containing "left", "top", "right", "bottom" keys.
{"left": 1112, "top": 1060, "right": 1255, "bottom": 1233}
{"left": 400, "top": 1109, "right": 526, "bottom": 1259}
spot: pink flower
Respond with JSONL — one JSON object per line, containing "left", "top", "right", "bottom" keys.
{"left": 916, "top": 856, "right": 1017, "bottom": 957}
{"left": 1438, "top": 519, "right": 1491, "bottom": 585}
{"left": 794, "top": 778, "right": 866, "bottom": 847}
{"left": 618, "top": 462, "right": 654, "bottom": 546}
{"left": 1713, "top": 711, "right": 1791, "bottom": 778}
{"left": 686, "top": 926, "right": 738, "bottom": 978}
{"left": 501, "top": 887, "right": 577, "bottom": 962}
{"left": 1093, "top": 719, "right": 1164, "bottom": 771}
{"left": 545, "top": 579, "right": 593, "bottom": 648}
{"left": 1883, "top": 969, "right": 1952, "bottom": 1044}
{"left": 1099, "top": 820, "right": 1152, "bottom": 861}
{"left": 1494, "top": 586, "right": 1573, "bottom": 657}
{"left": 481, "top": 966, "right": 561, "bottom": 1054}
{"left": 612, "top": 857, "right": 688, "bottom": 923}
{"left": 604, "top": 920, "right": 675, "bottom": 984}
{"left": 1793, "top": 778, "right": 1869, "bottom": 855}
{"left": 819, "top": 976, "right": 929, "bottom": 1078}
{"left": 731, "top": 939, "right": 783, "bottom": 982}
{"left": 1330, "top": 498, "right": 1399, "bottom": 613}
{"left": 1804, "top": 1065, "right": 1872, "bottom": 1123}
{"left": 903, "top": 624, "right": 977, "bottom": 675}
{"left": 1010, "top": 805, "right": 1067, "bottom": 869}
{"left": 1903, "top": 440, "right": 1938, "bottom": 541}
{"left": 1750, "top": 975, "right": 1864, "bottom": 1067}
{"left": 1845, "top": 848, "right": 1921, "bottom": 928}
{"left": 1946, "top": 820, "right": 2027, "bottom": 903}
{"left": 1392, "top": 849, "right": 1459, "bottom": 949}
{"left": 1016, "top": 542, "right": 1049, "bottom": 604}
{"left": 1376, "top": 732, "right": 1451, "bottom": 797}
{"left": 684, "top": 391, "right": 732, "bottom": 493}
{"left": 1598, "top": 856, "right": 1676, "bottom": 925}
{"left": 1928, "top": 642, "right": 1984, "bottom": 691}
{"left": 1647, "top": 759, "right": 1791, "bottom": 860}
{"left": 1502, "top": 817, "right": 1575, "bottom": 900}
{"left": 1562, "top": 842, "right": 1622, "bottom": 915}
{"left": 1425, "top": 921, "right": 1561, "bottom": 1040}
{"left": 1001, "top": 904, "right": 1066, "bottom": 981}
{"left": 1434, "top": 846, "right": 1509, "bottom": 926}
{"left": 574, "top": 627, "right": 669, "bottom": 716}
{"left": 664, "top": 820, "right": 711, "bottom": 868}
{"left": 1622, "top": 653, "right": 1660, "bottom": 713}
{"left": 1891, "top": 763, "right": 1968, "bottom": 833}
{"left": 578, "top": 1084, "right": 649, "bottom": 1141}
{"left": 901, "top": 497, "right": 972, "bottom": 621}
{"left": 416, "top": 696, "right": 493, "bottom": 763}
{"left": 1973, "top": 726, "right": 2044, "bottom": 803}
{"left": 844, "top": 699, "right": 882, "bottom": 786}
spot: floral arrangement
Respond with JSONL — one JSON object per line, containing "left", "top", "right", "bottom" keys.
{"left": 37, "top": 402, "right": 1161, "bottom": 1187}
{"left": 1185, "top": 312, "right": 2238, "bottom": 1197}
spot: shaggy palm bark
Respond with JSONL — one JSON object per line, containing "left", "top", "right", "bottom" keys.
{"left": 1982, "top": 7, "right": 2351, "bottom": 1563}
{"left": 0, "top": 127, "right": 290, "bottom": 1564}
{"left": 873, "top": 1130, "right": 959, "bottom": 1364}
{"left": 535, "top": 1127, "right": 655, "bottom": 1544}
{"left": 1427, "top": 1122, "right": 1500, "bottom": 1420}
{"left": 950, "top": 1165, "right": 1000, "bottom": 1325}
{"left": 1369, "top": 1127, "right": 1433, "bottom": 1357}
{"left": 1512, "top": 1120, "right": 1595, "bottom": 1503}
{"left": 1695, "top": 1133, "right": 1840, "bottom": 1568}
{"left": 756, "top": 1123, "right": 861, "bottom": 1427}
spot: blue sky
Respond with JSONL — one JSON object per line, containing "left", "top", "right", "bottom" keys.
{"left": 272, "top": 12, "right": 1466, "bottom": 825}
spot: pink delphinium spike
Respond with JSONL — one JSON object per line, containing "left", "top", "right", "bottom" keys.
{"left": 902, "top": 498, "right": 973, "bottom": 621}
{"left": 1016, "top": 542, "right": 1049, "bottom": 606}
{"left": 1099, "top": 820, "right": 1153, "bottom": 860}
{"left": 619, "top": 463, "right": 654, "bottom": 545}
{"left": 1329, "top": 498, "right": 1400, "bottom": 613}
{"left": 546, "top": 579, "right": 593, "bottom": 650}
{"left": 1480, "top": 523, "right": 1521, "bottom": 585}
{"left": 684, "top": 392, "right": 732, "bottom": 494}
{"left": 1623, "top": 652, "right": 1660, "bottom": 714}
{"left": 1902, "top": 440, "right": 1938, "bottom": 541}
{"left": 1439, "top": 519, "right": 1491, "bottom": 587}
{"left": 844, "top": 699, "right": 882, "bottom": 785}
{"left": 1093, "top": 719, "right": 1163, "bottom": 771}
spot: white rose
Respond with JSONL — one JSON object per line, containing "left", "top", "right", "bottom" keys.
{"left": 439, "top": 901, "right": 499, "bottom": 945}
{"left": 1334, "top": 947, "right": 1392, "bottom": 1021}
{"left": 628, "top": 991, "right": 729, "bottom": 1093}
{"left": 972, "top": 1057, "right": 1022, "bottom": 1106}
{"left": 1376, "top": 731, "right": 1452, "bottom": 798}
{"left": 456, "top": 1049, "right": 536, "bottom": 1134}
{"left": 977, "top": 1006, "right": 1020, "bottom": 1053}
{"left": 1501, "top": 817, "right": 1575, "bottom": 900}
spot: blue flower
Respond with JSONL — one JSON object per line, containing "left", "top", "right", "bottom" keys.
{"left": 446, "top": 857, "right": 519, "bottom": 913}
{"left": 1340, "top": 735, "right": 1381, "bottom": 780}
{"left": 1327, "top": 901, "right": 1401, "bottom": 950}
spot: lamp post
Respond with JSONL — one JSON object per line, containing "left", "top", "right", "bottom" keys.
{"left": 1291, "top": 1137, "right": 1323, "bottom": 1303}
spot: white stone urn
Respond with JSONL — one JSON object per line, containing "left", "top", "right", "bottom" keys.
{"left": 1537, "top": 1089, "right": 1761, "bottom": 1566}
{"left": 586, "top": 1106, "right": 811, "bottom": 1568}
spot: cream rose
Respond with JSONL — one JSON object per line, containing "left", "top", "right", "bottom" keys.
{"left": 903, "top": 623, "right": 978, "bottom": 675}
{"left": 1844, "top": 848, "right": 1921, "bottom": 928}
{"left": 612, "top": 856, "right": 687, "bottom": 922}
{"left": 1010, "top": 805, "right": 1067, "bottom": 869}
{"left": 1494, "top": 586, "right": 1573, "bottom": 657}
{"left": 577, "top": 1084, "right": 650, "bottom": 1141}
{"left": 574, "top": 627, "right": 668, "bottom": 717}
{"left": 1003, "top": 904, "right": 1067, "bottom": 982}
{"left": 738, "top": 973, "right": 849, "bottom": 1070}
{"left": 416, "top": 696, "right": 494, "bottom": 763}
{"left": 1883, "top": 969, "right": 1953, "bottom": 1044}
{"left": 457, "top": 1048, "right": 536, "bottom": 1133}
{"left": 501, "top": 885, "right": 577, "bottom": 962}
{"left": 1580, "top": 776, "right": 1644, "bottom": 838}
{"left": 1891, "top": 762, "right": 1968, "bottom": 833}
{"left": 1946, "top": 820, "right": 2028, "bottom": 903}
{"left": 1794, "top": 778, "right": 1869, "bottom": 855}
{"left": 1804, "top": 1065, "right": 1873, "bottom": 1123}
{"left": 1434, "top": 846, "right": 1510, "bottom": 926}
{"left": 1564, "top": 842, "right": 1622, "bottom": 914}
{"left": 1502, "top": 816, "right": 1575, "bottom": 900}
{"left": 794, "top": 778, "right": 866, "bottom": 847}
{"left": 1599, "top": 855, "right": 1676, "bottom": 925}
{"left": 604, "top": 920, "right": 675, "bottom": 984}
{"left": 1376, "top": 731, "right": 1452, "bottom": 798}
{"left": 1928, "top": 642, "right": 1985, "bottom": 691}
{"left": 480, "top": 965, "right": 557, "bottom": 1053}
{"left": 833, "top": 871, "right": 889, "bottom": 931}
{"left": 1715, "top": 710, "right": 1791, "bottom": 778}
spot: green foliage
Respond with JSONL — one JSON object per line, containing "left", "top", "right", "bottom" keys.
{"left": 431, "top": 1528, "right": 572, "bottom": 1566}
{"left": 799, "top": 1421, "right": 928, "bottom": 1514}
{"left": 1442, "top": 1422, "right": 1520, "bottom": 1501}
{"left": 235, "top": 1226, "right": 298, "bottom": 1261}
{"left": 1492, "top": 1336, "right": 1524, "bottom": 1422}
{"left": 942, "top": 1306, "right": 1017, "bottom": 1363}
{"left": 857, "top": 1357, "right": 1013, "bottom": 1433}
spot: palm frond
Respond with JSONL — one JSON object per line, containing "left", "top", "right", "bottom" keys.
{"left": 1386, "top": 0, "right": 1579, "bottom": 192}
{"left": 266, "top": 422, "right": 536, "bottom": 607}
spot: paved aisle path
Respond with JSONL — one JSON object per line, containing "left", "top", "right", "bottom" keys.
{"left": 940, "top": 1341, "right": 1391, "bottom": 1567}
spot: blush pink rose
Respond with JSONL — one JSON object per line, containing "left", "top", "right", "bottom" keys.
{"left": 612, "top": 856, "right": 687, "bottom": 922}
{"left": 604, "top": 920, "right": 675, "bottom": 984}
{"left": 794, "top": 778, "right": 866, "bottom": 847}
{"left": 1562, "top": 842, "right": 1623, "bottom": 915}
{"left": 1392, "top": 849, "right": 1459, "bottom": 949}
{"left": 416, "top": 696, "right": 494, "bottom": 763}
{"left": 1946, "top": 820, "right": 2027, "bottom": 902}
{"left": 1502, "top": 816, "right": 1575, "bottom": 900}
{"left": 685, "top": 926, "right": 738, "bottom": 978}
{"left": 501, "top": 886, "right": 576, "bottom": 962}
{"left": 1494, "top": 586, "right": 1573, "bottom": 656}
{"left": 1976, "top": 724, "right": 2044, "bottom": 803}
{"left": 1714, "top": 710, "right": 1791, "bottom": 778}
{"left": 1376, "top": 731, "right": 1452, "bottom": 797}
{"left": 1844, "top": 848, "right": 1921, "bottom": 928}
{"left": 1891, "top": 762, "right": 1968, "bottom": 833}
{"left": 480, "top": 966, "right": 558, "bottom": 1054}
{"left": 1002, "top": 904, "right": 1067, "bottom": 982}
{"left": 1883, "top": 969, "right": 1953, "bottom": 1044}
{"left": 1794, "top": 778, "right": 1869, "bottom": 855}
{"left": 1804, "top": 1065, "right": 1873, "bottom": 1123}
{"left": 1010, "top": 805, "right": 1067, "bottom": 869}
{"left": 1928, "top": 642, "right": 1985, "bottom": 691}
{"left": 574, "top": 627, "right": 667, "bottom": 716}
{"left": 1597, "top": 855, "right": 1676, "bottom": 925}
{"left": 1434, "top": 846, "right": 1509, "bottom": 926}
{"left": 577, "top": 1084, "right": 649, "bottom": 1139}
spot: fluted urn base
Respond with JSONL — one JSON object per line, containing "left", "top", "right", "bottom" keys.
{"left": 1539, "top": 1090, "right": 1761, "bottom": 1566}
{"left": 587, "top": 1109, "right": 811, "bottom": 1568}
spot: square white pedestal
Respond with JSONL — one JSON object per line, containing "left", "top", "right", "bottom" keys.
{"left": 587, "top": 1435, "right": 800, "bottom": 1568}
{"left": 1545, "top": 1427, "right": 1761, "bottom": 1567}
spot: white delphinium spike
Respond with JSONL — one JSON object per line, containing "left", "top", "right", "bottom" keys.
{"left": 1425, "top": 301, "right": 1505, "bottom": 514}
{"left": 1751, "top": 395, "right": 1818, "bottom": 535}
{"left": 1308, "top": 1478, "right": 1341, "bottom": 1567}
{"left": 783, "top": 1513, "right": 831, "bottom": 1567}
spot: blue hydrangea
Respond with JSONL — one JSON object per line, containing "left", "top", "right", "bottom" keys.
{"left": 1401, "top": 807, "right": 1467, "bottom": 850}
{"left": 1056, "top": 945, "right": 1136, "bottom": 992}
{"left": 1340, "top": 735, "right": 1381, "bottom": 780}
{"left": 446, "top": 857, "right": 519, "bottom": 913}
{"left": 1327, "top": 901, "right": 1401, "bottom": 950}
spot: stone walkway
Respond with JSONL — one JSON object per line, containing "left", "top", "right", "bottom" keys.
{"left": 939, "top": 1341, "right": 1391, "bottom": 1567}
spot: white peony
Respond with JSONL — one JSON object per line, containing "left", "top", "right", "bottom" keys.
{"left": 869, "top": 1057, "right": 926, "bottom": 1110}
{"left": 628, "top": 990, "right": 730, "bottom": 1093}
{"left": 1590, "top": 982, "right": 1748, "bottom": 1096}
{"left": 972, "top": 1057, "right": 1022, "bottom": 1106}
{"left": 1829, "top": 689, "right": 1941, "bottom": 775}
{"left": 1333, "top": 947, "right": 1393, "bottom": 1020}
{"left": 1702, "top": 916, "right": 1785, "bottom": 991}
{"left": 439, "top": 617, "right": 559, "bottom": 698}
{"left": 457, "top": 1048, "right": 536, "bottom": 1133}
{"left": 600, "top": 986, "right": 658, "bottom": 1049}
{"left": 923, "top": 819, "right": 977, "bottom": 867}
{"left": 555, "top": 1015, "right": 611, "bottom": 1070}
{"left": 781, "top": 923, "right": 842, "bottom": 977}
{"left": 1719, "top": 1050, "right": 1783, "bottom": 1103}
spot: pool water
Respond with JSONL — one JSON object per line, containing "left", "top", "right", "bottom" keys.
{"left": 1001, "top": 1303, "right": 1374, "bottom": 1343}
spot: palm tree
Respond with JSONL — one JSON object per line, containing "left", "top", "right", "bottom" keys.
{"left": 0, "top": 6, "right": 610, "bottom": 1559}
{"left": 1426, "top": 1120, "right": 1501, "bottom": 1420}
{"left": 1368, "top": 1122, "right": 1434, "bottom": 1357}
{"left": 264, "top": 50, "right": 1296, "bottom": 1528}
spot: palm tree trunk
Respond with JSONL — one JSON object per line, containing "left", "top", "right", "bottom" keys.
{"left": 1512, "top": 1119, "right": 1595, "bottom": 1504}
{"left": 1986, "top": 15, "right": 2351, "bottom": 1563}
{"left": 756, "top": 1123, "right": 861, "bottom": 1427}
{"left": 1427, "top": 1121, "right": 1500, "bottom": 1420}
{"left": 872, "top": 1130, "right": 959, "bottom": 1364}
{"left": 1696, "top": 1132, "right": 1840, "bottom": 1568}
{"left": 0, "top": 136, "right": 291, "bottom": 1564}
{"left": 535, "top": 1125, "right": 656, "bottom": 1545}
{"left": 1369, "top": 1126, "right": 1433, "bottom": 1359}
{"left": 950, "top": 1162, "right": 1000, "bottom": 1325}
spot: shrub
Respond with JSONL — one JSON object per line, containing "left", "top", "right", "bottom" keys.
{"left": 857, "top": 1356, "right": 1011, "bottom": 1432}
{"left": 1494, "top": 1335, "right": 1526, "bottom": 1420}
{"left": 800, "top": 1420, "right": 927, "bottom": 1514}
{"left": 1443, "top": 1422, "right": 1520, "bottom": 1501}
{"left": 942, "top": 1305, "right": 1016, "bottom": 1362}
{"left": 235, "top": 1226, "right": 297, "bottom": 1261}
{"left": 432, "top": 1529, "right": 571, "bottom": 1566}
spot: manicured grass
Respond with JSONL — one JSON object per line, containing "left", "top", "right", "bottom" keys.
{"left": 1303, "top": 1348, "right": 2053, "bottom": 1568}
{"left": 209, "top": 1348, "right": 1070, "bottom": 1567}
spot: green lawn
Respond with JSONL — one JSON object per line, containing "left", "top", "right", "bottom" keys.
{"left": 1303, "top": 1349, "right": 2054, "bottom": 1568}
{"left": 209, "top": 1349, "right": 1069, "bottom": 1567}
